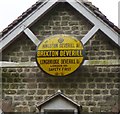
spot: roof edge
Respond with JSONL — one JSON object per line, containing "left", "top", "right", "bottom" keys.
{"left": 37, "top": 90, "right": 80, "bottom": 109}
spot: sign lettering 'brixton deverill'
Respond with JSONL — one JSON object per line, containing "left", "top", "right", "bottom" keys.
{"left": 36, "top": 34, "right": 84, "bottom": 76}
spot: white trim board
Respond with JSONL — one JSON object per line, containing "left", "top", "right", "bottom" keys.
{"left": 24, "top": 28, "right": 41, "bottom": 46}
{"left": 1, "top": 60, "right": 120, "bottom": 68}
{"left": 0, "top": 61, "right": 37, "bottom": 68}
{"left": 0, "top": 0, "right": 58, "bottom": 50}
{"left": 0, "top": 0, "right": 120, "bottom": 51}
{"left": 67, "top": 0, "right": 120, "bottom": 46}
{"left": 81, "top": 25, "right": 99, "bottom": 45}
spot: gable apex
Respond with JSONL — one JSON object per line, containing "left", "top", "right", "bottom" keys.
{"left": 0, "top": 0, "right": 120, "bottom": 51}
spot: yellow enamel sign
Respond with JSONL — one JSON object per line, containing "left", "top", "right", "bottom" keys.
{"left": 36, "top": 34, "right": 84, "bottom": 76}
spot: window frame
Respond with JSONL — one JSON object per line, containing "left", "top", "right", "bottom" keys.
{"left": 44, "top": 109, "right": 75, "bottom": 114}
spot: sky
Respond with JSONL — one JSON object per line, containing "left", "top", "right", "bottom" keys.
{"left": 0, "top": 0, "right": 119, "bottom": 32}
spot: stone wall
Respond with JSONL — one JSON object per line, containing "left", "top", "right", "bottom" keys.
{"left": 2, "top": 66, "right": 120, "bottom": 112}
{"left": 2, "top": 3, "right": 120, "bottom": 113}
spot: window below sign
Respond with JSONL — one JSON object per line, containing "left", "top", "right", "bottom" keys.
{"left": 37, "top": 91, "right": 81, "bottom": 114}
{"left": 44, "top": 109, "right": 74, "bottom": 114}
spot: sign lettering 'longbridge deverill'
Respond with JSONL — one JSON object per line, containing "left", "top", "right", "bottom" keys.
{"left": 36, "top": 34, "right": 84, "bottom": 76}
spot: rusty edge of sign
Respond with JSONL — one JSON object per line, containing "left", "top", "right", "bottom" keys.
{"left": 0, "top": 60, "right": 120, "bottom": 68}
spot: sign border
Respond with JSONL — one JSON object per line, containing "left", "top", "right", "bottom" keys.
{"left": 36, "top": 34, "right": 85, "bottom": 76}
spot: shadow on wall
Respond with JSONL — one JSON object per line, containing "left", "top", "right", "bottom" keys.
{"left": 1, "top": 99, "right": 13, "bottom": 113}
{"left": 112, "top": 103, "right": 120, "bottom": 114}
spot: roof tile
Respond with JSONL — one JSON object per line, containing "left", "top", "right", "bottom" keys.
{"left": 83, "top": 2, "right": 120, "bottom": 34}
{"left": 1, "top": 0, "right": 120, "bottom": 37}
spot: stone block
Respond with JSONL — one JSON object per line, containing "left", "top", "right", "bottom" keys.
{"left": 93, "top": 90, "right": 100, "bottom": 94}
{"left": 69, "top": 21, "right": 79, "bottom": 25}
{"left": 53, "top": 26, "right": 61, "bottom": 30}
{"left": 2, "top": 68, "right": 8, "bottom": 72}
{"left": 86, "top": 101, "right": 96, "bottom": 106}
{"left": 25, "top": 96, "right": 34, "bottom": 100}
{"left": 107, "top": 84, "right": 114, "bottom": 89}
{"left": 84, "top": 96, "right": 92, "bottom": 100}
{"left": 10, "top": 57, "right": 19, "bottom": 62}
{"left": 15, "top": 106, "right": 29, "bottom": 112}
{"left": 97, "top": 84, "right": 106, "bottom": 89}
{"left": 75, "top": 96, "right": 83, "bottom": 100}
{"left": 35, "top": 96, "right": 43, "bottom": 101}
{"left": 52, "top": 30, "right": 64, "bottom": 34}
{"left": 110, "top": 90, "right": 119, "bottom": 95}
{"left": 79, "top": 84, "right": 87, "bottom": 89}
{"left": 114, "top": 78, "right": 120, "bottom": 83}
{"left": 71, "top": 26, "right": 79, "bottom": 30}
{"left": 65, "top": 89, "right": 76, "bottom": 95}
{"left": 44, "top": 26, "right": 51, "bottom": 30}
{"left": 37, "top": 90, "right": 46, "bottom": 95}
{"left": 104, "top": 78, "right": 112, "bottom": 82}
{"left": 101, "top": 90, "right": 109, "bottom": 95}
{"left": 7, "top": 78, "right": 13, "bottom": 83}
{"left": 90, "top": 107, "right": 101, "bottom": 112}
{"left": 85, "top": 90, "right": 92, "bottom": 94}
{"left": 103, "top": 67, "right": 111, "bottom": 72}
{"left": 2, "top": 56, "right": 9, "bottom": 61}
{"left": 28, "top": 90, "right": 36, "bottom": 95}
{"left": 115, "top": 84, "right": 120, "bottom": 88}
{"left": 61, "top": 21, "right": 68, "bottom": 26}
{"left": 38, "top": 84, "right": 47, "bottom": 89}
{"left": 14, "top": 78, "right": 21, "bottom": 82}
{"left": 76, "top": 78, "right": 86, "bottom": 82}
{"left": 8, "top": 69, "right": 16, "bottom": 72}
{"left": 18, "top": 84, "right": 26, "bottom": 89}
{"left": 30, "top": 57, "right": 36, "bottom": 62}
{"left": 95, "top": 78, "right": 103, "bottom": 82}
{"left": 14, "top": 96, "right": 24, "bottom": 101}
{"left": 77, "top": 90, "right": 84, "bottom": 94}
{"left": 62, "top": 27, "right": 70, "bottom": 30}
{"left": 17, "top": 90, "right": 27, "bottom": 95}
{"left": 59, "top": 83, "right": 69, "bottom": 88}
{"left": 47, "top": 90, "right": 55, "bottom": 95}
{"left": 62, "top": 16, "right": 70, "bottom": 20}
{"left": 54, "top": 21, "right": 61, "bottom": 26}
{"left": 27, "top": 84, "right": 37, "bottom": 89}
{"left": 82, "top": 106, "right": 89, "bottom": 112}
{"left": 52, "top": 16, "right": 61, "bottom": 20}
{"left": 20, "top": 73, "right": 26, "bottom": 77}
{"left": 21, "top": 57, "right": 29, "bottom": 62}
{"left": 70, "top": 83, "right": 78, "bottom": 88}
{"left": 111, "top": 68, "right": 120, "bottom": 72}
{"left": 4, "top": 90, "right": 16, "bottom": 94}
{"left": 10, "top": 84, "right": 18, "bottom": 89}
{"left": 21, "top": 78, "right": 29, "bottom": 82}
{"left": 48, "top": 83, "right": 59, "bottom": 88}
{"left": 87, "top": 78, "right": 94, "bottom": 82}
{"left": 2, "top": 84, "right": 9, "bottom": 89}
{"left": 24, "top": 51, "right": 36, "bottom": 56}
{"left": 2, "top": 78, "right": 6, "bottom": 83}
{"left": 11, "top": 73, "right": 19, "bottom": 77}
{"left": 16, "top": 52, "right": 23, "bottom": 56}
{"left": 17, "top": 68, "right": 23, "bottom": 72}
{"left": 30, "top": 106, "right": 36, "bottom": 112}
{"left": 93, "top": 96, "right": 102, "bottom": 101}
{"left": 88, "top": 84, "right": 95, "bottom": 88}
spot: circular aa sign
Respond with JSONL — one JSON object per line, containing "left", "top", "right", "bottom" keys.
{"left": 36, "top": 34, "right": 84, "bottom": 76}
